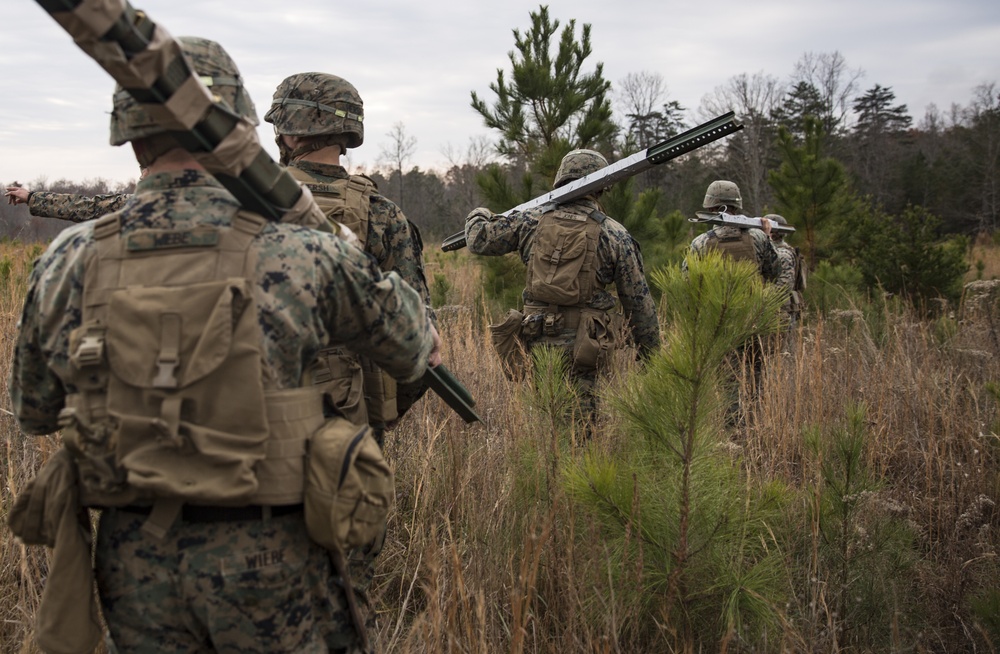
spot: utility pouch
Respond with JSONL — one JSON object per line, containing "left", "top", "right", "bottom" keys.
{"left": 489, "top": 309, "right": 525, "bottom": 378}
{"left": 542, "top": 312, "right": 565, "bottom": 337}
{"left": 520, "top": 313, "right": 543, "bottom": 340}
{"left": 308, "top": 348, "right": 367, "bottom": 426}
{"left": 572, "top": 311, "right": 614, "bottom": 371}
{"left": 304, "top": 418, "right": 394, "bottom": 553}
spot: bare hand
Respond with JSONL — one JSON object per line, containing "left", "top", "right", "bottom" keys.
{"left": 4, "top": 186, "right": 29, "bottom": 205}
{"left": 759, "top": 216, "right": 772, "bottom": 237}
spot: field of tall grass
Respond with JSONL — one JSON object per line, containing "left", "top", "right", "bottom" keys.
{"left": 1, "top": 240, "right": 998, "bottom": 652}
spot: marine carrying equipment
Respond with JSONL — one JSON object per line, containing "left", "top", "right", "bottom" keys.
{"left": 443, "top": 112, "right": 744, "bottom": 251}
{"left": 34, "top": 0, "right": 479, "bottom": 424}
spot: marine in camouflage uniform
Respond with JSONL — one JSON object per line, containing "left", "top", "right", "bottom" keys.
{"left": 9, "top": 38, "right": 436, "bottom": 654}
{"left": 466, "top": 149, "right": 660, "bottom": 428}
{"left": 682, "top": 180, "right": 779, "bottom": 283}
{"left": 264, "top": 71, "right": 435, "bottom": 639}
{"left": 764, "top": 213, "right": 803, "bottom": 329}
{"left": 265, "top": 72, "right": 434, "bottom": 443}
{"left": 683, "top": 181, "right": 779, "bottom": 426}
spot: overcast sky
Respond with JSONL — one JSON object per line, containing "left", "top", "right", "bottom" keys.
{"left": 1, "top": 0, "right": 998, "bottom": 188}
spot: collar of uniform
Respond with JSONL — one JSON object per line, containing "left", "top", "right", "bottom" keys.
{"left": 290, "top": 160, "right": 348, "bottom": 182}
{"left": 135, "top": 169, "right": 226, "bottom": 193}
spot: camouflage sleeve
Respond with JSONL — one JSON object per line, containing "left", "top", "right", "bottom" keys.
{"left": 681, "top": 232, "right": 709, "bottom": 277}
{"left": 774, "top": 247, "right": 797, "bottom": 291}
{"left": 367, "top": 195, "right": 434, "bottom": 319}
{"left": 313, "top": 232, "right": 434, "bottom": 384}
{"left": 605, "top": 229, "right": 661, "bottom": 355}
{"left": 465, "top": 208, "right": 537, "bottom": 261}
{"left": 28, "top": 192, "right": 131, "bottom": 222}
{"left": 752, "top": 230, "right": 780, "bottom": 283}
{"left": 9, "top": 227, "right": 91, "bottom": 434}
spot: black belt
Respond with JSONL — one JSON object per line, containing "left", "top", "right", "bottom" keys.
{"left": 118, "top": 503, "right": 303, "bottom": 523}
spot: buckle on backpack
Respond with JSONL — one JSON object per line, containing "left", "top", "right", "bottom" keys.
{"left": 71, "top": 329, "right": 106, "bottom": 369}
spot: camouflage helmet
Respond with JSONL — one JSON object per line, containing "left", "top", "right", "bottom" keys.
{"left": 109, "top": 36, "right": 258, "bottom": 146}
{"left": 263, "top": 72, "right": 364, "bottom": 148}
{"left": 703, "top": 180, "right": 743, "bottom": 210}
{"left": 553, "top": 149, "right": 608, "bottom": 189}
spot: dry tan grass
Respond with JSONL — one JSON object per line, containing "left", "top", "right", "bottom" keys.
{"left": 1, "top": 241, "right": 998, "bottom": 652}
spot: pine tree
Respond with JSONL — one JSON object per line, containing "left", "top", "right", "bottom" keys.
{"left": 850, "top": 84, "right": 914, "bottom": 208}
{"left": 772, "top": 81, "right": 826, "bottom": 139}
{"left": 470, "top": 4, "right": 615, "bottom": 177}
{"left": 468, "top": 5, "right": 617, "bottom": 308}
{"left": 768, "top": 116, "right": 854, "bottom": 269}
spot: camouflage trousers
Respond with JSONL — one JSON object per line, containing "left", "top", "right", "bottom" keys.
{"left": 96, "top": 507, "right": 363, "bottom": 654}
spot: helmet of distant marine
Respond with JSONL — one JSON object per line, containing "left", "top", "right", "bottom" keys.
{"left": 553, "top": 149, "right": 608, "bottom": 189}
{"left": 109, "top": 36, "right": 259, "bottom": 146}
{"left": 264, "top": 72, "right": 364, "bottom": 148}
{"left": 703, "top": 180, "right": 742, "bottom": 210}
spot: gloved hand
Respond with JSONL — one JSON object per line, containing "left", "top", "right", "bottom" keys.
{"left": 466, "top": 207, "right": 493, "bottom": 223}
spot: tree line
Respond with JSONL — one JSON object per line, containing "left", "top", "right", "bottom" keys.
{"left": 4, "top": 5, "right": 996, "bottom": 309}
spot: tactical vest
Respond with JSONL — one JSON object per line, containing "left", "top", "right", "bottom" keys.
{"left": 289, "top": 166, "right": 398, "bottom": 426}
{"left": 60, "top": 212, "right": 324, "bottom": 533}
{"left": 703, "top": 227, "right": 758, "bottom": 264}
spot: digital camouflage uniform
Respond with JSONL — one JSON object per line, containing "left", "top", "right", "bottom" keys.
{"left": 684, "top": 181, "right": 780, "bottom": 426}
{"left": 10, "top": 170, "right": 434, "bottom": 653}
{"left": 466, "top": 193, "right": 660, "bottom": 421}
{"left": 774, "top": 240, "right": 799, "bottom": 324}
{"left": 288, "top": 160, "right": 434, "bottom": 425}
{"left": 265, "top": 73, "right": 434, "bottom": 437}
{"left": 26, "top": 190, "right": 132, "bottom": 222}
{"left": 264, "top": 71, "right": 435, "bottom": 641}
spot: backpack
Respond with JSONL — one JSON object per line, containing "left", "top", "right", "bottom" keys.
{"left": 704, "top": 227, "right": 758, "bottom": 264}
{"left": 525, "top": 206, "right": 604, "bottom": 307}
{"left": 288, "top": 166, "right": 375, "bottom": 246}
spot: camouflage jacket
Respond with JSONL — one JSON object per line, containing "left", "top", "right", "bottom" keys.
{"left": 773, "top": 240, "right": 797, "bottom": 292}
{"left": 10, "top": 169, "right": 434, "bottom": 435}
{"left": 287, "top": 161, "right": 432, "bottom": 314}
{"left": 685, "top": 225, "right": 780, "bottom": 283}
{"left": 466, "top": 197, "right": 661, "bottom": 356}
{"left": 28, "top": 191, "right": 132, "bottom": 222}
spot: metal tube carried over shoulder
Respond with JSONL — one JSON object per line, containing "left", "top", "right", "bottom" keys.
{"left": 34, "top": 0, "right": 325, "bottom": 229}
{"left": 441, "top": 112, "right": 744, "bottom": 252}
{"left": 690, "top": 211, "right": 796, "bottom": 234}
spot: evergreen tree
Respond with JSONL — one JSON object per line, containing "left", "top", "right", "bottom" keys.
{"left": 470, "top": 3, "right": 615, "bottom": 177}
{"left": 772, "top": 81, "right": 826, "bottom": 140}
{"left": 850, "top": 84, "right": 913, "bottom": 209}
{"left": 853, "top": 84, "right": 913, "bottom": 136}
{"left": 850, "top": 204, "right": 969, "bottom": 307}
{"left": 768, "top": 116, "right": 854, "bottom": 269}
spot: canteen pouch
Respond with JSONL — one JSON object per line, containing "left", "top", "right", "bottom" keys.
{"left": 572, "top": 311, "right": 615, "bottom": 371}
{"left": 489, "top": 309, "right": 525, "bottom": 375}
{"left": 304, "top": 418, "right": 394, "bottom": 552}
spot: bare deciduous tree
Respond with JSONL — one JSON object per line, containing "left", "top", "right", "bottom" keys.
{"left": 699, "top": 72, "right": 785, "bottom": 212}
{"left": 378, "top": 121, "right": 418, "bottom": 208}
{"left": 792, "top": 51, "right": 865, "bottom": 136}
